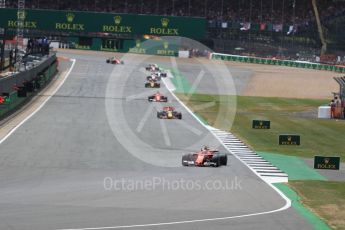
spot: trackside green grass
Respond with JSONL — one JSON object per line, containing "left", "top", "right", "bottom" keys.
{"left": 275, "top": 183, "right": 331, "bottom": 230}
{"left": 178, "top": 94, "right": 345, "bottom": 162}
{"left": 289, "top": 181, "right": 345, "bottom": 230}
{"left": 258, "top": 152, "right": 326, "bottom": 180}
{"left": 177, "top": 93, "right": 345, "bottom": 229}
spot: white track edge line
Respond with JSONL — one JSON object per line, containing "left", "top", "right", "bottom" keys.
{"left": 56, "top": 205, "right": 290, "bottom": 230}
{"left": 55, "top": 64, "right": 290, "bottom": 230}
{"left": 162, "top": 71, "right": 291, "bottom": 203}
{"left": 162, "top": 72, "right": 291, "bottom": 209}
{"left": 0, "top": 58, "right": 76, "bottom": 145}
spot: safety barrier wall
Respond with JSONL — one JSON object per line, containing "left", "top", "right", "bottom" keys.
{"left": 0, "top": 54, "right": 57, "bottom": 93}
{"left": 62, "top": 37, "right": 180, "bottom": 56}
{"left": 211, "top": 53, "right": 345, "bottom": 73}
{"left": 0, "top": 55, "right": 57, "bottom": 119}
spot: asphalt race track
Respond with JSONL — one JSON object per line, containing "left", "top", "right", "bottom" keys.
{"left": 0, "top": 51, "right": 311, "bottom": 230}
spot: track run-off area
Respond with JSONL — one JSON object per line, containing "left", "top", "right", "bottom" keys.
{"left": 0, "top": 50, "right": 313, "bottom": 230}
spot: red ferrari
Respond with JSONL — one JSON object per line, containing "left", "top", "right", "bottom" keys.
{"left": 148, "top": 92, "right": 168, "bottom": 102}
{"left": 106, "top": 57, "right": 124, "bottom": 64}
{"left": 182, "top": 147, "right": 227, "bottom": 167}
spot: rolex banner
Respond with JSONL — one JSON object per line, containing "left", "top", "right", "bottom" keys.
{"left": 252, "top": 120, "right": 270, "bottom": 129}
{"left": 0, "top": 8, "right": 206, "bottom": 38}
{"left": 125, "top": 39, "right": 178, "bottom": 56}
{"left": 314, "top": 156, "right": 340, "bottom": 170}
{"left": 64, "top": 37, "right": 179, "bottom": 55}
{"left": 279, "top": 134, "right": 300, "bottom": 145}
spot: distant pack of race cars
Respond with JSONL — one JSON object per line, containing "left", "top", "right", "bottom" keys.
{"left": 143, "top": 63, "right": 227, "bottom": 167}
{"left": 145, "top": 64, "right": 167, "bottom": 88}
{"left": 144, "top": 63, "right": 182, "bottom": 120}
{"left": 109, "top": 58, "right": 227, "bottom": 167}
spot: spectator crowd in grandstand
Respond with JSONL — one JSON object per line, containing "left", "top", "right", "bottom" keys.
{"left": 4, "top": 0, "right": 345, "bottom": 26}
{"left": 3, "top": 0, "right": 345, "bottom": 59}
{"left": 2, "top": 0, "right": 344, "bottom": 38}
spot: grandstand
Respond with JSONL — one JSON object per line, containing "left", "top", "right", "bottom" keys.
{"left": 1, "top": 0, "right": 345, "bottom": 61}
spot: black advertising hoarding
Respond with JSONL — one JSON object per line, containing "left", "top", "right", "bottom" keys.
{"left": 252, "top": 120, "right": 270, "bottom": 129}
{"left": 0, "top": 8, "right": 206, "bottom": 39}
{"left": 279, "top": 134, "right": 300, "bottom": 145}
{"left": 314, "top": 156, "right": 340, "bottom": 170}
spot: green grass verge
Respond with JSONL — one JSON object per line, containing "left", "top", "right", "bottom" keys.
{"left": 178, "top": 93, "right": 345, "bottom": 162}
{"left": 170, "top": 68, "right": 195, "bottom": 94}
{"left": 158, "top": 67, "right": 194, "bottom": 94}
{"left": 173, "top": 75, "right": 344, "bottom": 229}
{"left": 258, "top": 152, "right": 326, "bottom": 180}
{"left": 177, "top": 93, "right": 344, "bottom": 229}
{"left": 275, "top": 183, "right": 331, "bottom": 230}
{"left": 289, "top": 181, "right": 345, "bottom": 230}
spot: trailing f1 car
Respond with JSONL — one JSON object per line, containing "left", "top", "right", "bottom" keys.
{"left": 182, "top": 147, "right": 227, "bottom": 167}
{"left": 106, "top": 57, "right": 124, "bottom": 64}
{"left": 148, "top": 92, "right": 168, "bottom": 102}
{"left": 146, "top": 74, "right": 161, "bottom": 81}
{"left": 157, "top": 71, "right": 167, "bottom": 78}
{"left": 157, "top": 106, "right": 182, "bottom": 119}
{"left": 145, "top": 80, "right": 160, "bottom": 88}
{"left": 146, "top": 64, "right": 159, "bottom": 71}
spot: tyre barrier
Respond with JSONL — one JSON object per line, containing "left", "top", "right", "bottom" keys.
{"left": 211, "top": 53, "right": 345, "bottom": 73}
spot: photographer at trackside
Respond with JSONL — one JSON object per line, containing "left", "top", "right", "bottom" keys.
{"left": 342, "top": 98, "right": 345, "bottom": 119}
{"left": 329, "top": 99, "right": 336, "bottom": 119}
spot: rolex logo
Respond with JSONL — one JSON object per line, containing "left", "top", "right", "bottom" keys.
{"left": 161, "top": 18, "right": 169, "bottom": 27}
{"left": 114, "top": 16, "right": 122, "bottom": 25}
{"left": 135, "top": 39, "right": 141, "bottom": 48}
{"left": 17, "top": 11, "right": 26, "bottom": 20}
{"left": 287, "top": 136, "right": 292, "bottom": 142}
{"left": 66, "top": 13, "right": 75, "bottom": 23}
{"left": 324, "top": 158, "right": 330, "bottom": 164}
{"left": 163, "top": 41, "right": 169, "bottom": 49}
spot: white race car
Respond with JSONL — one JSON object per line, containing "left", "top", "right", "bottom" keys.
{"left": 147, "top": 73, "right": 161, "bottom": 81}
{"left": 146, "top": 64, "right": 159, "bottom": 72}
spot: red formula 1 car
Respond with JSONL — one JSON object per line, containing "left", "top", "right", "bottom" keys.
{"left": 157, "top": 106, "right": 182, "bottom": 119}
{"left": 182, "top": 147, "right": 227, "bottom": 167}
{"left": 145, "top": 80, "right": 160, "bottom": 88}
{"left": 148, "top": 92, "right": 168, "bottom": 102}
{"left": 106, "top": 57, "right": 124, "bottom": 64}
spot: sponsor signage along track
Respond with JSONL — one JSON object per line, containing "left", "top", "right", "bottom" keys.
{"left": 314, "top": 156, "right": 340, "bottom": 170}
{"left": 279, "top": 134, "right": 300, "bottom": 145}
{"left": 252, "top": 120, "right": 270, "bottom": 129}
{"left": 0, "top": 8, "right": 206, "bottom": 38}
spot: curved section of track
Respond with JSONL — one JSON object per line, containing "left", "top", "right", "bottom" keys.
{"left": 0, "top": 51, "right": 311, "bottom": 230}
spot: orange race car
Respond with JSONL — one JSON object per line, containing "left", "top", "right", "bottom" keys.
{"left": 148, "top": 92, "right": 168, "bottom": 102}
{"left": 182, "top": 146, "right": 227, "bottom": 167}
